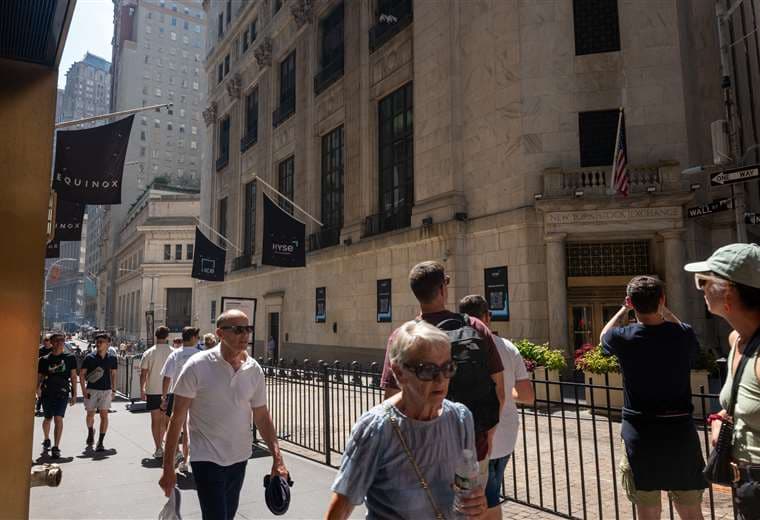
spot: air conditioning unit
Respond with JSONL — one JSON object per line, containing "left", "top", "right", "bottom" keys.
{"left": 711, "top": 120, "right": 730, "bottom": 165}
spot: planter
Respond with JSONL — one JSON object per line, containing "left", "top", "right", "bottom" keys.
{"left": 584, "top": 371, "right": 624, "bottom": 410}
{"left": 531, "top": 367, "right": 562, "bottom": 404}
{"left": 690, "top": 369, "right": 711, "bottom": 418}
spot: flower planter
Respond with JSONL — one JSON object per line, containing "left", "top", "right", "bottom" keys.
{"left": 531, "top": 367, "right": 562, "bottom": 404}
{"left": 690, "top": 370, "right": 711, "bottom": 418}
{"left": 584, "top": 371, "right": 624, "bottom": 411}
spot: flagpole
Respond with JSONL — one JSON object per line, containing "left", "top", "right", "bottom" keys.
{"left": 54, "top": 103, "right": 173, "bottom": 129}
{"left": 252, "top": 174, "right": 324, "bottom": 227}
{"left": 609, "top": 107, "right": 624, "bottom": 194}
{"left": 194, "top": 217, "right": 242, "bottom": 253}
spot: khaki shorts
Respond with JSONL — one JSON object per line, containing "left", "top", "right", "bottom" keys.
{"left": 84, "top": 388, "right": 113, "bottom": 412}
{"left": 478, "top": 458, "right": 490, "bottom": 484}
{"left": 619, "top": 443, "right": 704, "bottom": 507}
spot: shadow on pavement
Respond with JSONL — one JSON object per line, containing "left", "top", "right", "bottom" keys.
{"left": 34, "top": 454, "right": 74, "bottom": 464}
{"left": 76, "top": 448, "right": 118, "bottom": 460}
{"left": 176, "top": 471, "right": 196, "bottom": 491}
{"left": 141, "top": 457, "right": 163, "bottom": 468}
{"left": 250, "top": 444, "right": 270, "bottom": 459}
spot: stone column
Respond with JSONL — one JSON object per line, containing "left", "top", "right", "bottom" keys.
{"left": 660, "top": 229, "right": 688, "bottom": 320}
{"left": 545, "top": 233, "right": 569, "bottom": 356}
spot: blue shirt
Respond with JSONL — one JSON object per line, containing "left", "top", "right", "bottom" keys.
{"left": 331, "top": 400, "right": 475, "bottom": 519}
{"left": 82, "top": 352, "right": 118, "bottom": 391}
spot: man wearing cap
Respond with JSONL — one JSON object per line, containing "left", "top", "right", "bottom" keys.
{"left": 37, "top": 332, "right": 78, "bottom": 458}
{"left": 79, "top": 332, "right": 118, "bottom": 451}
{"left": 599, "top": 276, "right": 706, "bottom": 519}
{"left": 159, "top": 309, "right": 288, "bottom": 520}
{"left": 140, "top": 326, "right": 174, "bottom": 459}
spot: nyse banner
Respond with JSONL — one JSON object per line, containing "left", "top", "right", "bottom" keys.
{"left": 53, "top": 199, "right": 86, "bottom": 241}
{"left": 262, "top": 193, "right": 306, "bottom": 268}
{"left": 45, "top": 240, "right": 60, "bottom": 259}
{"left": 52, "top": 115, "right": 134, "bottom": 204}
{"left": 191, "top": 227, "right": 226, "bottom": 281}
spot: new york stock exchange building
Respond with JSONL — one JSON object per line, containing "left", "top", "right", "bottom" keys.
{"left": 194, "top": 0, "right": 753, "bottom": 366}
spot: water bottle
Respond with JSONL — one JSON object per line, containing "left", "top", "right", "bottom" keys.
{"left": 452, "top": 449, "right": 480, "bottom": 518}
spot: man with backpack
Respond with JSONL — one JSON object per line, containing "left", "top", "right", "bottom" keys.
{"left": 37, "top": 332, "right": 78, "bottom": 458}
{"left": 380, "top": 261, "right": 504, "bottom": 477}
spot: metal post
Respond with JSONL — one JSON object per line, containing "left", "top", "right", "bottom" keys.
{"left": 322, "top": 361, "right": 331, "bottom": 466}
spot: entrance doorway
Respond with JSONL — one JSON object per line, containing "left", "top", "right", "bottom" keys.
{"left": 568, "top": 303, "right": 633, "bottom": 353}
{"left": 268, "top": 312, "right": 280, "bottom": 362}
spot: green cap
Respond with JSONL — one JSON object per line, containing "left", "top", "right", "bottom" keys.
{"left": 684, "top": 243, "right": 760, "bottom": 288}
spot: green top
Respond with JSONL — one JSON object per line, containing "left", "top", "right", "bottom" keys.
{"left": 720, "top": 346, "right": 760, "bottom": 464}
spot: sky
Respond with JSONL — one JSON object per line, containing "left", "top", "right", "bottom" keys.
{"left": 58, "top": 0, "right": 115, "bottom": 89}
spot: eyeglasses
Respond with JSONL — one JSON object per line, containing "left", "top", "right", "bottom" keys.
{"left": 694, "top": 273, "right": 733, "bottom": 291}
{"left": 219, "top": 325, "right": 255, "bottom": 335}
{"left": 403, "top": 361, "right": 457, "bottom": 381}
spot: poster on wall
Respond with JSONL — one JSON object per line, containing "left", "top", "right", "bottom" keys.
{"left": 377, "top": 279, "right": 392, "bottom": 323}
{"left": 220, "top": 296, "right": 257, "bottom": 350}
{"left": 484, "top": 266, "right": 509, "bottom": 321}
{"left": 315, "top": 287, "right": 326, "bottom": 323}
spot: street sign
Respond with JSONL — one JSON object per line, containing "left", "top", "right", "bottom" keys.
{"left": 687, "top": 197, "right": 733, "bottom": 218}
{"left": 746, "top": 212, "right": 760, "bottom": 225}
{"left": 710, "top": 165, "right": 760, "bottom": 186}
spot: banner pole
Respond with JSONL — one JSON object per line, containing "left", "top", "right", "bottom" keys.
{"left": 54, "top": 102, "right": 173, "bottom": 129}
{"left": 194, "top": 217, "right": 242, "bottom": 253}
{"left": 252, "top": 174, "right": 324, "bottom": 227}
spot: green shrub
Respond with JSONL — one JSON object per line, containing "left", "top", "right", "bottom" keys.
{"left": 575, "top": 344, "right": 620, "bottom": 374}
{"left": 694, "top": 348, "right": 719, "bottom": 375}
{"left": 512, "top": 339, "right": 566, "bottom": 371}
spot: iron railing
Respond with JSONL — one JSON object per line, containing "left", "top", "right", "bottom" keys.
{"left": 314, "top": 52, "right": 344, "bottom": 95}
{"left": 368, "top": 0, "right": 413, "bottom": 53}
{"left": 256, "top": 359, "right": 735, "bottom": 520}
{"left": 240, "top": 128, "right": 258, "bottom": 152}
{"left": 308, "top": 227, "right": 341, "bottom": 251}
{"left": 272, "top": 95, "right": 295, "bottom": 127}
{"left": 362, "top": 204, "right": 412, "bottom": 237}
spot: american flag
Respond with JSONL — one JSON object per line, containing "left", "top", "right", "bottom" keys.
{"left": 611, "top": 109, "right": 629, "bottom": 196}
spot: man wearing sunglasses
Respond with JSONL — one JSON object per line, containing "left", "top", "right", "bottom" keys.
{"left": 159, "top": 309, "right": 288, "bottom": 520}
{"left": 599, "top": 276, "right": 706, "bottom": 519}
{"left": 380, "top": 261, "right": 505, "bottom": 482}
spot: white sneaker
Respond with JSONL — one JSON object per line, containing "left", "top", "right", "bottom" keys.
{"left": 178, "top": 462, "right": 189, "bottom": 473}
{"left": 153, "top": 447, "right": 164, "bottom": 459}
{"left": 175, "top": 451, "right": 183, "bottom": 465}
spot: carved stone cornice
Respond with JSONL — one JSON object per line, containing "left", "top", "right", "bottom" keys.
{"left": 290, "top": 0, "right": 314, "bottom": 28}
{"left": 202, "top": 102, "right": 217, "bottom": 126}
{"left": 225, "top": 73, "right": 242, "bottom": 99}
{"left": 254, "top": 37, "right": 273, "bottom": 68}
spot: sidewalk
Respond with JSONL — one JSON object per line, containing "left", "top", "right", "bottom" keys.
{"left": 29, "top": 399, "right": 366, "bottom": 519}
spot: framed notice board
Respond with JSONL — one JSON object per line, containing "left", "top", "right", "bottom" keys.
{"left": 377, "top": 279, "right": 392, "bottom": 323}
{"left": 315, "top": 287, "right": 326, "bottom": 323}
{"left": 484, "top": 266, "right": 509, "bottom": 321}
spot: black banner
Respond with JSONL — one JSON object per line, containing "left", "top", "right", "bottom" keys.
{"left": 45, "top": 240, "right": 60, "bottom": 259}
{"left": 52, "top": 115, "right": 134, "bottom": 204}
{"left": 315, "top": 287, "right": 326, "bottom": 323}
{"left": 262, "top": 193, "right": 305, "bottom": 268}
{"left": 191, "top": 227, "right": 226, "bottom": 281}
{"left": 53, "top": 199, "right": 86, "bottom": 241}
{"left": 484, "top": 266, "right": 509, "bottom": 321}
{"left": 377, "top": 279, "right": 392, "bottom": 323}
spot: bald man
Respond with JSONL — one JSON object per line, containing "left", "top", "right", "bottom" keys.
{"left": 159, "top": 310, "right": 288, "bottom": 520}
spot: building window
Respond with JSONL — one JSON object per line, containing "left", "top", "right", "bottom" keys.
{"left": 243, "top": 180, "right": 256, "bottom": 255}
{"left": 175, "top": 244, "right": 182, "bottom": 260}
{"left": 241, "top": 87, "right": 258, "bottom": 151}
{"left": 573, "top": 0, "right": 621, "bottom": 56}
{"left": 377, "top": 279, "right": 391, "bottom": 322}
{"left": 218, "top": 197, "right": 228, "bottom": 247}
{"left": 320, "top": 126, "right": 343, "bottom": 247}
{"left": 242, "top": 29, "right": 249, "bottom": 52}
{"left": 217, "top": 62, "right": 223, "bottom": 83}
{"left": 578, "top": 109, "right": 621, "bottom": 167}
{"left": 224, "top": 54, "right": 230, "bottom": 75}
{"left": 273, "top": 0, "right": 282, "bottom": 14}
{"left": 216, "top": 116, "right": 230, "bottom": 171}
{"left": 210, "top": 300, "right": 216, "bottom": 324}
{"left": 369, "top": 0, "right": 413, "bottom": 52}
{"left": 171, "top": 16, "right": 176, "bottom": 26}
{"left": 273, "top": 51, "right": 296, "bottom": 127}
{"left": 277, "top": 156, "right": 295, "bottom": 215}
{"left": 186, "top": 244, "right": 194, "bottom": 259}
{"left": 226, "top": 0, "right": 231, "bottom": 25}
{"left": 367, "top": 82, "right": 413, "bottom": 237}
{"left": 218, "top": 12, "right": 224, "bottom": 40}
{"left": 250, "top": 18, "right": 257, "bottom": 42}
{"left": 164, "top": 244, "right": 171, "bottom": 260}
{"left": 315, "top": 3, "right": 344, "bottom": 95}
{"left": 567, "top": 241, "right": 650, "bottom": 277}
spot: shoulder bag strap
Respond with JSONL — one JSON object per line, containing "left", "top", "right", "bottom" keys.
{"left": 384, "top": 404, "right": 445, "bottom": 520}
{"left": 728, "top": 329, "right": 760, "bottom": 415}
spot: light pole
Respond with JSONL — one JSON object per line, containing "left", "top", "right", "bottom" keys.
{"left": 42, "top": 258, "right": 78, "bottom": 330}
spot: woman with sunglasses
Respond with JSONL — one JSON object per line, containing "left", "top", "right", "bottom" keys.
{"left": 685, "top": 243, "right": 760, "bottom": 518}
{"left": 327, "top": 320, "right": 488, "bottom": 519}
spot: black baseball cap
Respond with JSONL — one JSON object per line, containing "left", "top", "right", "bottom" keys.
{"left": 263, "top": 474, "right": 293, "bottom": 516}
{"left": 94, "top": 331, "right": 111, "bottom": 341}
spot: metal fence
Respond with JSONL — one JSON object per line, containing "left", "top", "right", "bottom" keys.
{"left": 115, "top": 355, "right": 142, "bottom": 401}
{"left": 257, "top": 359, "right": 736, "bottom": 520}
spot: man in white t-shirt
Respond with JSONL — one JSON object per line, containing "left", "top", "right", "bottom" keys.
{"left": 160, "top": 326, "right": 202, "bottom": 472}
{"left": 158, "top": 309, "right": 288, "bottom": 520}
{"left": 140, "top": 326, "right": 175, "bottom": 458}
{"left": 459, "top": 295, "right": 535, "bottom": 520}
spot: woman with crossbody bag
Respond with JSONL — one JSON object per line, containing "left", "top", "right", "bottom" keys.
{"left": 326, "top": 321, "right": 488, "bottom": 519}
{"left": 686, "top": 243, "right": 760, "bottom": 518}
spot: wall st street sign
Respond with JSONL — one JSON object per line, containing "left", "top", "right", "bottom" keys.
{"left": 687, "top": 197, "right": 733, "bottom": 218}
{"left": 746, "top": 212, "right": 760, "bottom": 225}
{"left": 710, "top": 165, "right": 760, "bottom": 186}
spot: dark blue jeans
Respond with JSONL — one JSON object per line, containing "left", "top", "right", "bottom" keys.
{"left": 191, "top": 460, "right": 248, "bottom": 520}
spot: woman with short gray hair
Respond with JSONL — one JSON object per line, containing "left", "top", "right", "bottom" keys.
{"left": 326, "top": 320, "right": 487, "bottom": 519}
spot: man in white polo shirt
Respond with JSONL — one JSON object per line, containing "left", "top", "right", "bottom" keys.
{"left": 159, "top": 309, "right": 288, "bottom": 520}
{"left": 140, "top": 326, "right": 174, "bottom": 459}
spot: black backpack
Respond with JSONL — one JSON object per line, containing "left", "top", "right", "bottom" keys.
{"left": 435, "top": 314, "right": 500, "bottom": 433}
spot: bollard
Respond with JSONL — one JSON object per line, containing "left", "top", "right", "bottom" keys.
{"left": 351, "top": 361, "right": 363, "bottom": 386}
{"left": 333, "top": 360, "right": 343, "bottom": 383}
{"left": 370, "top": 362, "right": 381, "bottom": 387}
{"left": 278, "top": 358, "right": 287, "bottom": 377}
{"left": 290, "top": 357, "right": 301, "bottom": 379}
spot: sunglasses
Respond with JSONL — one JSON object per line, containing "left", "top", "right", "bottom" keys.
{"left": 219, "top": 325, "right": 255, "bottom": 335}
{"left": 694, "top": 273, "right": 733, "bottom": 291}
{"left": 403, "top": 361, "right": 457, "bottom": 381}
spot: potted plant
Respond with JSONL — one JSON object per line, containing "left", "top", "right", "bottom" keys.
{"left": 691, "top": 348, "right": 718, "bottom": 418}
{"left": 513, "top": 339, "right": 566, "bottom": 403}
{"left": 575, "top": 344, "right": 623, "bottom": 410}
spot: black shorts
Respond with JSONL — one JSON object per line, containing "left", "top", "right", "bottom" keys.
{"left": 165, "top": 394, "right": 174, "bottom": 417}
{"left": 146, "top": 394, "right": 163, "bottom": 411}
{"left": 42, "top": 395, "right": 68, "bottom": 419}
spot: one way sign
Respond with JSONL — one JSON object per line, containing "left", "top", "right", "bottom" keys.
{"left": 710, "top": 165, "right": 760, "bottom": 186}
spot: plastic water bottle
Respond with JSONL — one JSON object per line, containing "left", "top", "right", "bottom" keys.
{"left": 453, "top": 449, "right": 480, "bottom": 518}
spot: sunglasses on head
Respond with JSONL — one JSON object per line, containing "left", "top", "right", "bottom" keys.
{"left": 694, "top": 273, "right": 733, "bottom": 291}
{"left": 403, "top": 361, "right": 457, "bottom": 381}
{"left": 219, "top": 325, "right": 255, "bottom": 335}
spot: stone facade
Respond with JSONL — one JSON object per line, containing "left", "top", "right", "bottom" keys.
{"left": 194, "top": 0, "right": 736, "bottom": 364}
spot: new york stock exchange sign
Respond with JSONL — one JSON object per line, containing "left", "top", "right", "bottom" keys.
{"left": 545, "top": 206, "right": 682, "bottom": 230}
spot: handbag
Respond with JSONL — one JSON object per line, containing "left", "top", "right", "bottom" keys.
{"left": 704, "top": 331, "right": 760, "bottom": 484}
{"left": 385, "top": 404, "right": 446, "bottom": 520}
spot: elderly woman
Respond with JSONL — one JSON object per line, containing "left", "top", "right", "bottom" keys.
{"left": 685, "top": 243, "right": 760, "bottom": 518}
{"left": 202, "top": 333, "right": 216, "bottom": 350}
{"left": 326, "top": 320, "right": 487, "bottom": 519}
